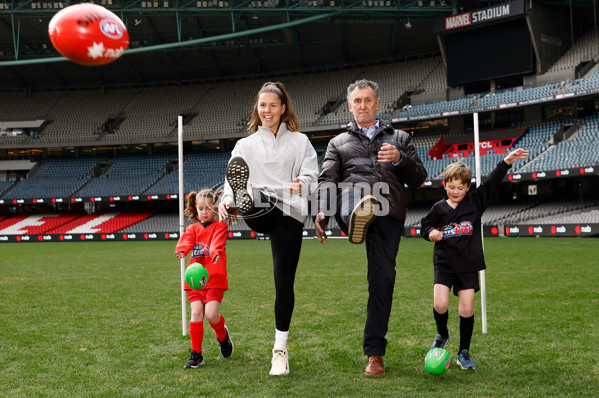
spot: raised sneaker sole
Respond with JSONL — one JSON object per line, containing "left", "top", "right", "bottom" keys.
{"left": 226, "top": 157, "right": 253, "bottom": 213}
{"left": 348, "top": 195, "right": 378, "bottom": 244}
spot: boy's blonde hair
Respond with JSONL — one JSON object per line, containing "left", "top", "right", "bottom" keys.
{"left": 444, "top": 161, "right": 472, "bottom": 186}
{"left": 184, "top": 189, "right": 221, "bottom": 223}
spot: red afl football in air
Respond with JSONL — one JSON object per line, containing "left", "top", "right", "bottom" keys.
{"left": 48, "top": 3, "right": 129, "bottom": 66}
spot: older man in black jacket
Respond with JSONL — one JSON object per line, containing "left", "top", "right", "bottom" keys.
{"left": 315, "top": 79, "right": 427, "bottom": 376}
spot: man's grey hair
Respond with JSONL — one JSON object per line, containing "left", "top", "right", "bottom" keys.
{"left": 346, "top": 79, "right": 380, "bottom": 102}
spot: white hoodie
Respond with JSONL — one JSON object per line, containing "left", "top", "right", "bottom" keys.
{"left": 222, "top": 123, "right": 318, "bottom": 223}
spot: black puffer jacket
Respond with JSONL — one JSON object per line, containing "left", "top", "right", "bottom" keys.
{"left": 317, "top": 121, "right": 427, "bottom": 223}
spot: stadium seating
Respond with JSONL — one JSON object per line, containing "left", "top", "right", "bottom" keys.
{"left": 498, "top": 200, "right": 598, "bottom": 224}
{"left": 404, "top": 199, "right": 599, "bottom": 229}
{"left": 535, "top": 207, "right": 599, "bottom": 224}
{"left": 481, "top": 200, "right": 540, "bottom": 225}
{"left": 118, "top": 84, "right": 215, "bottom": 141}
{"left": 403, "top": 206, "right": 432, "bottom": 228}
{"left": 32, "top": 89, "right": 135, "bottom": 145}
{"left": 121, "top": 213, "right": 184, "bottom": 232}
{"left": 285, "top": 68, "right": 364, "bottom": 127}
{"left": 518, "top": 115, "right": 599, "bottom": 172}
{"left": 3, "top": 157, "right": 104, "bottom": 199}
{"left": 1, "top": 109, "right": 597, "bottom": 204}
{"left": 0, "top": 181, "right": 14, "bottom": 195}
{"left": 476, "top": 85, "right": 558, "bottom": 109}
{"left": 397, "top": 96, "right": 477, "bottom": 118}
{"left": 2, "top": 111, "right": 596, "bottom": 203}
{"left": 146, "top": 151, "right": 230, "bottom": 195}
{"left": 121, "top": 214, "right": 254, "bottom": 232}
{"left": 0, "top": 90, "right": 63, "bottom": 121}
{"left": 75, "top": 154, "right": 172, "bottom": 197}
{"left": 511, "top": 121, "right": 560, "bottom": 169}
{"left": 547, "top": 30, "right": 599, "bottom": 74}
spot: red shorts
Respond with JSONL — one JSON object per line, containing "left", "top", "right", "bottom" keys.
{"left": 187, "top": 288, "right": 224, "bottom": 304}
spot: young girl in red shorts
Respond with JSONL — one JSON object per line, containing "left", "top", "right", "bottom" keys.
{"left": 175, "top": 188, "right": 233, "bottom": 368}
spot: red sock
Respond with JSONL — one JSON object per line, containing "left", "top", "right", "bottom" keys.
{"left": 209, "top": 315, "right": 227, "bottom": 342}
{"left": 189, "top": 321, "right": 204, "bottom": 353}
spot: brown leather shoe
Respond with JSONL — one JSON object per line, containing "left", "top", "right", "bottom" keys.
{"left": 364, "top": 355, "right": 385, "bottom": 376}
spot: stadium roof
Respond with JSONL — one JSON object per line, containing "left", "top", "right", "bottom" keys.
{"left": 0, "top": 0, "right": 596, "bottom": 90}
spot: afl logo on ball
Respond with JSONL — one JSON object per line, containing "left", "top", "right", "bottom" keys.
{"left": 100, "top": 19, "right": 124, "bottom": 39}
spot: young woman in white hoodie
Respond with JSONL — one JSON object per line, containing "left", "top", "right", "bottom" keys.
{"left": 218, "top": 82, "right": 318, "bottom": 376}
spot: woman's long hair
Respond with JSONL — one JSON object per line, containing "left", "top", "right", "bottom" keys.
{"left": 248, "top": 82, "right": 299, "bottom": 134}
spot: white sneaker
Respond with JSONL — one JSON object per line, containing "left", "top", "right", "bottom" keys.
{"left": 269, "top": 349, "right": 289, "bottom": 376}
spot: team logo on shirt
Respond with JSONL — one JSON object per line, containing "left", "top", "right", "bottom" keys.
{"left": 191, "top": 243, "right": 210, "bottom": 257}
{"left": 440, "top": 221, "right": 473, "bottom": 239}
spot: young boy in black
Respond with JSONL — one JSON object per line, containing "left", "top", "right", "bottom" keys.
{"left": 420, "top": 148, "right": 529, "bottom": 369}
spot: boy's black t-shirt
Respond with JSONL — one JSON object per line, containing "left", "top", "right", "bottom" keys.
{"left": 420, "top": 160, "right": 511, "bottom": 273}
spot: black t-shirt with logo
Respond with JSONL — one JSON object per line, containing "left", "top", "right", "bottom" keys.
{"left": 420, "top": 160, "right": 511, "bottom": 273}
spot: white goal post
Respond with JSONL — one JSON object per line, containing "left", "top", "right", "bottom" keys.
{"left": 178, "top": 116, "right": 188, "bottom": 336}
{"left": 473, "top": 112, "right": 488, "bottom": 334}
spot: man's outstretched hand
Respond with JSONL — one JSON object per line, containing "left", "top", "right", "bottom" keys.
{"left": 315, "top": 212, "right": 329, "bottom": 244}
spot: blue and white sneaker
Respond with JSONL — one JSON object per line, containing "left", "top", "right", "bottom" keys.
{"left": 430, "top": 332, "right": 450, "bottom": 350}
{"left": 457, "top": 349, "right": 476, "bottom": 370}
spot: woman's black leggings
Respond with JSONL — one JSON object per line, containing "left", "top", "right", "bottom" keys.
{"left": 244, "top": 192, "right": 303, "bottom": 332}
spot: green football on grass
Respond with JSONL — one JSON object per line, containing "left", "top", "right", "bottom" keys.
{"left": 425, "top": 348, "right": 450, "bottom": 375}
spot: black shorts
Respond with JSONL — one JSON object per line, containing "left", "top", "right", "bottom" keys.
{"left": 434, "top": 269, "right": 480, "bottom": 297}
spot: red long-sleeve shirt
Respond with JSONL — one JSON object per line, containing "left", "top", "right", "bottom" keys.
{"left": 176, "top": 220, "right": 228, "bottom": 290}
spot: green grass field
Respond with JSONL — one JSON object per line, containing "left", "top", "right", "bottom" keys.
{"left": 1, "top": 238, "right": 597, "bottom": 397}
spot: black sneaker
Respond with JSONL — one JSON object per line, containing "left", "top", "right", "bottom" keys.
{"left": 184, "top": 349, "right": 204, "bottom": 368}
{"left": 226, "top": 157, "right": 253, "bottom": 213}
{"left": 218, "top": 326, "right": 234, "bottom": 358}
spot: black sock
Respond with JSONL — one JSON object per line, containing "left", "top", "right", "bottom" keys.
{"left": 459, "top": 315, "right": 474, "bottom": 353}
{"left": 433, "top": 308, "right": 449, "bottom": 338}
